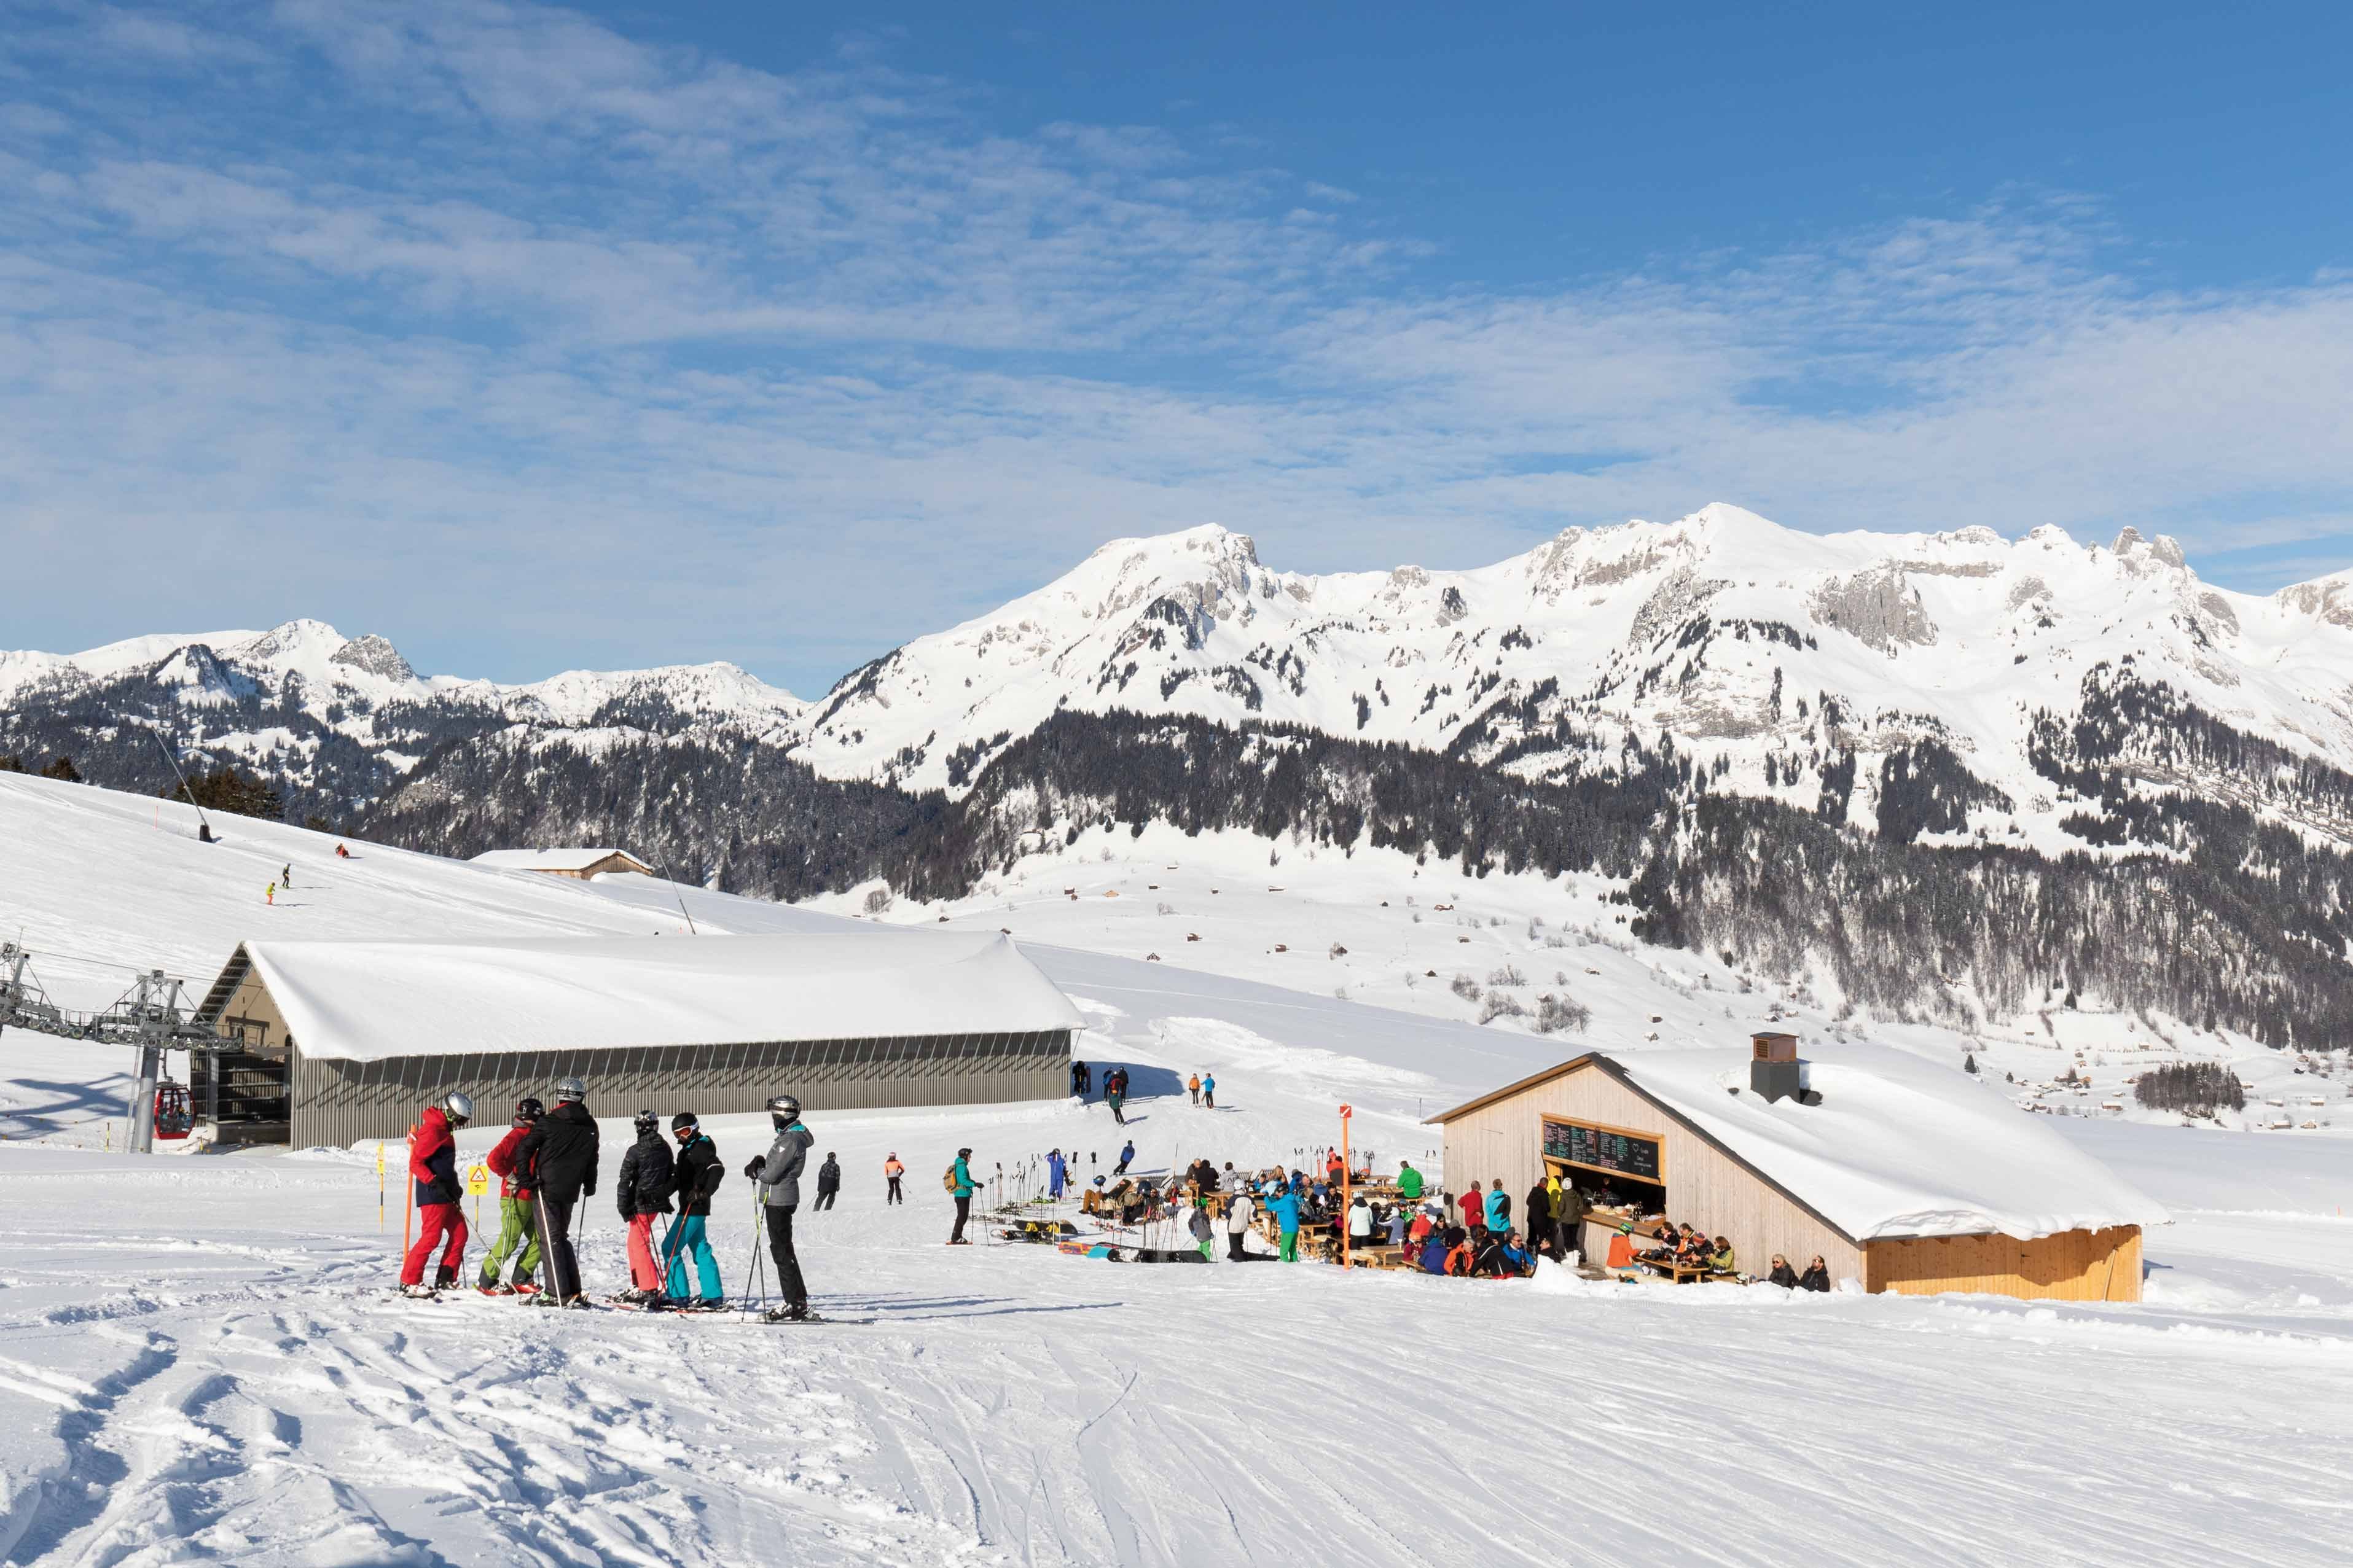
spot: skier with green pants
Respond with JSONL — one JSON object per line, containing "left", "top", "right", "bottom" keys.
{"left": 1265, "top": 1185, "right": 1302, "bottom": 1262}
{"left": 476, "top": 1098, "right": 545, "bottom": 1295}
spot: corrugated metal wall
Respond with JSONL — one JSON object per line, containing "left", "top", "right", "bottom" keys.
{"left": 289, "top": 1029, "right": 1071, "bottom": 1147}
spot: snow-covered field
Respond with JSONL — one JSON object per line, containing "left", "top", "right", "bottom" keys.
{"left": 808, "top": 819, "right": 2353, "bottom": 1141}
{"left": 2, "top": 773, "right": 2350, "bottom": 1565}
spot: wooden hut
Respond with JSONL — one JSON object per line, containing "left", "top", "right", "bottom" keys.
{"left": 1428, "top": 1034, "right": 2161, "bottom": 1302}
{"left": 469, "top": 848, "right": 655, "bottom": 880}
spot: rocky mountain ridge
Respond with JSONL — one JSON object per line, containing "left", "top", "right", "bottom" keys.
{"left": 6, "top": 505, "right": 2351, "bottom": 858}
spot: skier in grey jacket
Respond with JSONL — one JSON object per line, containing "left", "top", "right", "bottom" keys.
{"left": 740, "top": 1093, "right": 813, "bottom": 1320}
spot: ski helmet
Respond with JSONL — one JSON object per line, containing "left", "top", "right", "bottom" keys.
{"left": 555, "top": 1077, "right": 587, "bottom": 1104}
{"left": 514, "top": 1096, "right": 544, "bottom": 1125}
{"left": 633, "top": 1109, "right": 658, "bottom": 1136}
{"left": 437, "top": 1089, "right": 475, "bottom": 1126}
{"left": 670, "top": 1112, "right": 699, "bottom": 1134}
{"left": 765, "top": 1093, "right": 801, "bottom": 1128}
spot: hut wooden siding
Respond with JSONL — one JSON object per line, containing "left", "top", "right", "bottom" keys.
{"left": 1437, "top": 1056, "right": 1866, "bottom": 1284}
{"left": 1863, "top": 1226, "right": 2140, "bottom": 1302}
{"left": 527, "top": 851, "right": 650, "bottom": 879}
{"left": 547, "top": 851, "right": 649, "bottom": 879}
{"left": 1433, "top": 1053, "right": 2143, "bottom": 1304}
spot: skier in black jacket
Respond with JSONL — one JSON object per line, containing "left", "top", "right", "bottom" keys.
{"left": 616, "top": 1110, "right": 675, "bottom": 1304}
{"left": 813, "top": 1152, "right": 841, "bottom": 1211}
{"left": 665, "top": 1113, "right": 726, "bottom": 1308}
{"left": 515, "top": 1077, "right": 599, "bottom": 1306}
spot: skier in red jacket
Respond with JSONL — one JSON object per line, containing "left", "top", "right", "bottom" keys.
{"left": 401, "top": 1092, "right": 475, "bottom": 1297}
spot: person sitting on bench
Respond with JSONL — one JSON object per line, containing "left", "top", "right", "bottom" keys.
{"left": 1640, "top": 1220, "right": 1683, "bottom": 1263}
{"left": 1707, "top": 1236, "right": 1735, "bottom": 1274}
{"left": 1419, "top": 1231, "right": 1450, "bottom": 1274}
{"left": 1443, "top": 1225, "right": 1473, "bottom": 1276}
{"left": 1768, "top": 1254, "right": 1800, "bottom": 1289}
{"left": 1496, "top": 1230, "right": 1535, "bottom": 1277}
{"left": 1799, "top": 1255, "right": 1831, "bottom": 1292}
{"left": 1605, "top": 1222, "right": 1637, "bottom": 1270}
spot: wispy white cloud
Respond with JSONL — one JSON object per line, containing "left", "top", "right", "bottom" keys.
{"left": 1, "top": 0, "right": 2348, "bottom": 692}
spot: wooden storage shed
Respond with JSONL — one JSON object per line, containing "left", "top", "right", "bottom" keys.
{"left": 469, "top": 848, "right": 655, "bottom": 880}
{"left": 195, "top": 930, "right": 1080, "bottom": 1145}
{"left": 1428, "top": 1037, "right": 2161, "bottom": 1303}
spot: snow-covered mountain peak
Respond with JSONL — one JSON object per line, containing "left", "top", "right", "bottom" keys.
{"left": 511, "top": 660, "right": 805, "bottom": 732}
{"left": 329, "top": 633, "right": 416, "bottom": 683}
{"left": 2275, "top": 571, "right": 2353, "bottom": 630}
{"left": 787, "top": 509, "right": 2353, "bottom": 838}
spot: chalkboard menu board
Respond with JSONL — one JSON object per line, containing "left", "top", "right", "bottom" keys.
{"left": 1543, "top": 1119, "right": 1662, "bottom": 1182}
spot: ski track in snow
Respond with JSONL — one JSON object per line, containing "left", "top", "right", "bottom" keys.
{"left": 0, "top": 1127, "right": 2345, "bottom": 1567}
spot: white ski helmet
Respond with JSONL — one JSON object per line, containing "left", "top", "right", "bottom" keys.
{"left": 437, "top": 1089, "right": 475, "bottom": 1126}
{"left": 555, "top": 1077, "right": 587, "bottom": 1104}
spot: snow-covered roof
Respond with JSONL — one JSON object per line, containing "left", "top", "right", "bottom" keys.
{"left": 470, "top": 848, "right": 651, "bottom": 873}
{"left": 1438, "top": 1043, "right": 2167, "bottom": 1243}
{"left": 239, "top": 931, "right": 1085, "bottom": 1062}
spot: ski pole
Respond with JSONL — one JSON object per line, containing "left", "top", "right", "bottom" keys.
{"left": 657, "top": 1204, "right": 693, "bottom": 1300}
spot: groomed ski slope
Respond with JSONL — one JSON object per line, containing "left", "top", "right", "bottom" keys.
{"left": 0, "top": 773, "right": 2348, "bottom": 1565}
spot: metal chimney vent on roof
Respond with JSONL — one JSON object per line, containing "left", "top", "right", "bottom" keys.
{"left": 1750, "top": 1031, "right": 1804, "bottom": 1104}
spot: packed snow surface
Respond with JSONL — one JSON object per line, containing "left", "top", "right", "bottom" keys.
{"left": 1610, "top": 1045, "right": 2169, "bottom": 1241}
{"left": 0, "top": 773, "right": 2347, "bottom": 1565}
{"left": 245, "top": 930, "right": 1084, "bottom": 1061}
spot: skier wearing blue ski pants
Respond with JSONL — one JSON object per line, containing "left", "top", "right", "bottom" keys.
{"left": 665, "top": 1115, "right": 727, "bottom": 1305}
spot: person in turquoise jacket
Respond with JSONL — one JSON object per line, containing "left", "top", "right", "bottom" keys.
{"left": 1264, "top": 1186, "right": 1302, "bottom": 1261}
{"left": 948, "top": 1147, "right": 976, "bottom": 1244}
{"left": 1484, "top": 1184, "right": 1511, "bottom": 1234}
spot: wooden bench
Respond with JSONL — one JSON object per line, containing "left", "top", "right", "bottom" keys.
{"left": 1634, "top": 1255, "right": 1715, "bottom": 1284}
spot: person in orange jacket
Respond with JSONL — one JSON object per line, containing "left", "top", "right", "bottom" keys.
{"left": 883, "top": 1152, "right": 905, "bottom": 1204}
{"left": 401, "top": 1091, "right": 474, "bottom": 1296}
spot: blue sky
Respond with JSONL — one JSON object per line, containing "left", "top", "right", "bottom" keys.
{"left": 4, "top": 1, "right": 2350, "bottom": 693}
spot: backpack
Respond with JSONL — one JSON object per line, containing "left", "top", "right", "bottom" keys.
{"left": 942, "top": 1163, "right": 960, "bottom": 1192}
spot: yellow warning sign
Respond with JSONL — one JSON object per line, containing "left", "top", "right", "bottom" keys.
{"left": 465, "top": 1163, "right": 491, "bottom": 1196}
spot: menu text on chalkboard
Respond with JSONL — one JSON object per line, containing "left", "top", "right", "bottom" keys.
{"left": 1543, "top": 1118, "right": 1662, "bottom": 1182}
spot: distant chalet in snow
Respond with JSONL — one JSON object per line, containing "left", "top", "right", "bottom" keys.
{"left": 469, "top": 846, "right": 655, "bottom": 880}
{"left": 1428, "top": 1034, "right": 2164, "bottom": 1303}
{"left": 194, "top": 931, "right": 1081, "bottom": 1145}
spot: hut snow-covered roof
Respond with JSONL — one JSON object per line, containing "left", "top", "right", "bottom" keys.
{"left": 237, "top": 930, "right": 1083, "bottom": 1063}
{"left": 1433, "top": 1042, "right": 2167, "bottom": 1243}
{"left": 469, "top": 847, "right": 653, "bottom": 875}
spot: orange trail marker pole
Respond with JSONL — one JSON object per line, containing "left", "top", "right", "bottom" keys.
{"left": 377, "top": 1143, "right": 386, "bottom": 1233}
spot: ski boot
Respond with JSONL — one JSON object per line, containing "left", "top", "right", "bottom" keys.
{"left": 399, "top": 1283, "right": 437, "bottom": 1300}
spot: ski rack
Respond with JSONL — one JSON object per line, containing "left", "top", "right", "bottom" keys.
{"left": 0, "top": 942, "right": 239, "bottom": 1153}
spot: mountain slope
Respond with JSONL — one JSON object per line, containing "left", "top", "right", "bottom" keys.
{"left": 799, "top": 508, "right": 2353, "bottom": 856}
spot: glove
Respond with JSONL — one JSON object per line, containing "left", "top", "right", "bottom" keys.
{"left": 741, "top": 1158, "right": 763, "bottom": 1180}
{"left": 431, "top": 1180, "right": 461, "bottom": 1206}
{"left": 617, "top": 1196, "right": 633, "bottom": 1220}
